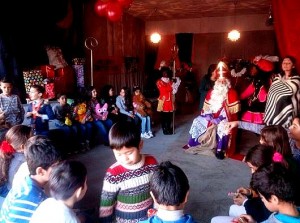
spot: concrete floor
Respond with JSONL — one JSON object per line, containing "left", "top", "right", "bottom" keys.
{"left": 71, "top": 111, "right": 260, "bottom": 223}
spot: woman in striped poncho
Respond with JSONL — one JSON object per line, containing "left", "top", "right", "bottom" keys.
{"left": 264, "top": 56, "right": 300, "bottom": 128}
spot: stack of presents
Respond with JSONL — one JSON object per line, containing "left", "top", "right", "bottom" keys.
{"left": 23, "top": 46, "right": 85, "bottom": 100}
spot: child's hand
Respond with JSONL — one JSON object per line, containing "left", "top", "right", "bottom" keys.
{"left": 233, "top": 193, "right": 247, "bottom": 206}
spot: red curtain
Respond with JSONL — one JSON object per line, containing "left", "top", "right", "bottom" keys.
{"left": 155, "top": 35, "right": 180, "bottom": 69}
{"left": 272, "top": 0, "right": 300, "bottom": 71}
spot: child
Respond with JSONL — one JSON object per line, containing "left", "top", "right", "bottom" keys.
{"left": 86, "top": 86, "right": 112, "bottom": 146}
{"left": 72, "top": 96, "right": 93, "bottom": 151}
{"left": 235, "top": 163, "right": 300, "bottom": 223}
{"left": 211, "top": 144, "right": 274, "bottom": 223}
{"left": 100, "top": 84, "right": 120, "bottom": 123}
{"left": 99, "top": 121, "right": 158, "bottom": 223}
{"left": 132, "top": 85, "right": 154, "bottom": 139}
{"left": 30, "top": 160, "right": 87, "bottom": 223}
{"left": 25, "top": 84, "right": 55, "bottom": 136}
{"left": 0, "top": 77, "right": 25, "bottom": 140}
{"left": 0, "top": 135, "right": 61, "bottom": 222}
{"left": 52, "top": 93, "right": 79, "bottom": 154}
{"left": 116, "top": 86, "right": 139, "bottom": 125}
{"left": 140, "top": 161, "right": 197, "bottom": 223}
{"left": 0, "top": 125, "right": 32, "bottom": 206}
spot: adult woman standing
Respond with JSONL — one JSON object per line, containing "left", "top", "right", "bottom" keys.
{"left": 198, "top": 64, "right": 217, "bottom": 111}
{"left": 264, "top": 56, "right": 300, "bottom": 127}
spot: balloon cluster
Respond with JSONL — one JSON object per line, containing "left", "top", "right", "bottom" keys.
{"left": 94, "top": 0, "right": 133, "bottom": 22}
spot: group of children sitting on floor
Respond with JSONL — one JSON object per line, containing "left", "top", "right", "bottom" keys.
{"left": 23, "top": 83, "right": 156, "bottom": 154}
{"left": 1, "top": 119, "right": 300, "bottom": 223}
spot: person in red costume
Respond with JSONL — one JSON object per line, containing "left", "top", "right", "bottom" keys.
{"left": 156, "top": 66, "right": 181, "bottom": 135}
{"left": 184, "top": 62, "right": 241, "bottom": 159}
{"left": 239, "top": 57, "right": 275, "bottom": 124}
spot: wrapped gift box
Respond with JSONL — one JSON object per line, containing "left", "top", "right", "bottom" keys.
{"left": 23, "top": 70, "right": 44, "bottom": 93}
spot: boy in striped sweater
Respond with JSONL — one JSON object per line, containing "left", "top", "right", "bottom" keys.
{"left": 99, "top": 121, "right": 158, "bottom": 223}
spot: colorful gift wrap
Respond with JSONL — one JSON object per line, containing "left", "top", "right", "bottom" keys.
{"left": 40, "top": 65, "right": 55, "bottom": 78}
{"left": 23, "top": 70, "right": 44, "bottom": 93}
{"left": 44, "top": 83, "right": 56, "bottom": 99}
{"left": 73, "top": 64, "right": 85, "bottom": 87}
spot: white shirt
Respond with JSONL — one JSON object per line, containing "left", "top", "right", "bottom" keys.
{"left": 30, "top": 198, "right": 80, "bottom": 223}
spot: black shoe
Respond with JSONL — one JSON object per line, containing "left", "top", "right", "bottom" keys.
{"left": 216, "top": 151, "right": 225, "bottom": 160}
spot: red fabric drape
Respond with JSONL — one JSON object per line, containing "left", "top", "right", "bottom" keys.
{"left": 272, "top": 0, "right": 300, "bottom": 71}
{"left": 155, "top": 35, "right": 180, "bottom": 70}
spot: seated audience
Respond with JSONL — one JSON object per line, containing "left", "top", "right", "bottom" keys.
{"left": 100, "top": 84, "right": 120, "bottom": 124}
{"left": 0, "top": 125, "right": 32, "bottom": 207}
{"left": 0, "top": 135, "right": 61, "bottom": 222}
{"left": 30, "top": 160, "right": 87, "bottom": 223}
{"left": 234, "top": 163, "right": 300, "bottom": 223}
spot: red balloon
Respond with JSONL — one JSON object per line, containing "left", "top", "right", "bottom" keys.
{"left": 117, "top": 0, "right": 133, "bottom": 8}
{"left": 106, "top": 2, "right": 123, "bottom": 22}
{"left": 94, "top": 0, "right": 108, "bottom": 17}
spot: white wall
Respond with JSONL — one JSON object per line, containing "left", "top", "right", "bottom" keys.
{"left": 145, "top": 14, "right": 273, "bottom": 35}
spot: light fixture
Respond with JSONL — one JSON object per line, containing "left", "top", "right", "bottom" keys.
{"left": 265, "top": 5, "right": 273, "bottom": 26}
{"left": 150, "top": 32, "right": 161, "bottom": 44}
{"left": 149, "top": 8, "right": 161, "bottom": 44}
{"left": 228, "top": 0, "right": 240, "bottom": 42}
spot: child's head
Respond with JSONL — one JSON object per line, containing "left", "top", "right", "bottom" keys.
{"left": 0, "top": 76, "right": 14, "bottom": 96}
{"left": 49, "top": 160, "right": 87, "bottom": 203}
{"left": 29, "top": 84, "right": 45, "bottom": 101}
{"left": 150, "top": 161, "right": 189, "bottom": 208}
{"left": 133, "top": 86, "right": 141, "bottom": 95}
{"left": 5, "top": 124, "right": 33, "bottom": 152}
{"left": 251, "top": 163, "right": 297, "bottom": 212}
{"left": 86, "top": 86, "right": 97, "bottom": 99}
{"left": 109, "top": 122, "right": 142, "bottom": 166}
{"left": 244, "top": 144, "right": 274, "bottom": 173}
{"left": 25, "top": 135, "right": 61, "bottom": 177}
{"left": 260, "top": 125, "right": 292, "bottom": 157}
{"left": 289, "top": 115, "right": 300, "bottom": 141}
{"left": 57, "top": 93, "right": 67, "bottom": 106}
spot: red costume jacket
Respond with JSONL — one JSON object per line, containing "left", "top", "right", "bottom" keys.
{"left": 156, "top": 78, "right": 174, "bottom": 112}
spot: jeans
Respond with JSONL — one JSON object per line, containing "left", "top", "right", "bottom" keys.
{"left": 75, "top": 122, "right": 93, "bottom": 143}
{"left": 93, "top": 119, "right": 113, "bottom": 145}
{"left": 135, "top": 113, "right": 151, "bottom": 134}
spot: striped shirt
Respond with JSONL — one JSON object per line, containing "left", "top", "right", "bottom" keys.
{"left": 0, "top": 94, "right": 25, "bottom": 126}
{"left": 99, "top": 154, "right": 158, "bottom": 223}
{"left": 0, "top": 176, "right": 47, "bottom": 223}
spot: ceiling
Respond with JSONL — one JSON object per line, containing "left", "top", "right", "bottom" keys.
{"left": 126, "top": 0, "right": 272, "bottom": 21}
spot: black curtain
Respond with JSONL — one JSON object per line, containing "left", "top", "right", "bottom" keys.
{"left": 175, "top": 33, "right": 193, "bottom": 64}
{"left": 144, "top": 38, "right": 159, "bottom": 72}
{"left": 144, "top": 38, "right": 159, "bottom": 98}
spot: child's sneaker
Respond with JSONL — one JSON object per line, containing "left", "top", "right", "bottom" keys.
{"left": 141, "top": 133, "right": 151, "bottom": 139}
{"left": 147, "top": 131, "right": 154, "bottom": 138}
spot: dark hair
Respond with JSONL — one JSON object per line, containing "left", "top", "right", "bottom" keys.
{"left": 49, "top": 160, "right": 87, "bottom": 200}
{"left": 160, "top": 67, "right": 172, "bottom": 78}
{"left": 0, "top": 125, "right": 32, "bottom": 184}
{"left": 31, "top": 84, "right": 45, "bottom": 94}
{"left": 121, "top": 86, "right": 133, "bottom": 111}
{"left": 244, "top": 144, "right": 274, "bottom": 168}
{"left": 109, "top": 121, "right": 141, "bottom": 150}
{"left": 150, "top": 161, "right": 189, "bottom": 206}
{"left": 25, "top": 135, "right": 61, "bottom": 175}
{"left": 281, "top": 55, "right": 298, "bottom": 76}
{"left": 251, "top": 163, "right": 297, "bottom": 203}
{"left": 260, "top": 125, "right": 292, "bottom": 157}
{"left": 100, "top": 84, "right": 114, "bottom": 100}
{"left": 56, "top": 93, "right": 67, "bottom": 99}
{"left": 0, "top": 76, "right": 14, "bottom": 85}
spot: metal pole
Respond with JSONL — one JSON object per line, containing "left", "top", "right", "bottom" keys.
{"left": 85, "top": 37, "right": 98, "bottom": 86}
{"left": 171, "top": 44, "right": 178, "bottom": 134}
